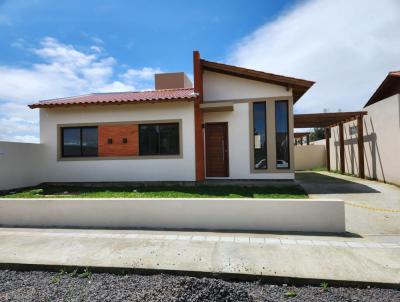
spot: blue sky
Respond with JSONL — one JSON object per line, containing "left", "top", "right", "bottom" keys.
{"left": 0, "top": 0, "right": 399, "bottom": 142}
{"left": 0, "top": 0, "right": 293, "bottom": 75}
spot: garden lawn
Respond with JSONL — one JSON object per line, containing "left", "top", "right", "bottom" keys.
{"left": 0, "top": 184, "right": 307, "bottom": 199}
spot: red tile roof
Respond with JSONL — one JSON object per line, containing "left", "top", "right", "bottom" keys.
{"left": 28, "top": 88, "right": 196, "bottom": 109}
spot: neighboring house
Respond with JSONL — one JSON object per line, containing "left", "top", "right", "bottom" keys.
{"left": 28, "top": 51, "right": 314, "bottom": 182}
{"left": 328, "top": 71, "right": 400, "bottom": 185}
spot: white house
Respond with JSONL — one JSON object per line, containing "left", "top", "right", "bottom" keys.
{"left": 26, "top": 51, "right": 314, "bottom": 183}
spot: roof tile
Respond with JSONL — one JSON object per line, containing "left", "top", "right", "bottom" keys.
{"left": 29, "top": 88, "right": 196, "bottom": 109}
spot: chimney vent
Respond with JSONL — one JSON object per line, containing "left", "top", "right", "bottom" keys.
{"left": 155, "top": 72, "right": 193, "bottom": 90}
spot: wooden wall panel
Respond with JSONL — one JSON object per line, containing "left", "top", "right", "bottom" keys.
{"left": 98, "top": 124, "right": 138, "bottom": 157}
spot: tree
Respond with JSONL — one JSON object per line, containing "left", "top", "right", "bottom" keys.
{"left": 309, "top": 128, "right": 325, "bottom": 142}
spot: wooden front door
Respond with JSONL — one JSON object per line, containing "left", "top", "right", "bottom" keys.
{"left": 205, "top": 122, "right": 229, "bottom": 177}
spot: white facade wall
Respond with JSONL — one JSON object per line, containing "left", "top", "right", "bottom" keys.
{"left": 329, "top": 94, "right": 400, "bottom": 185}
{"left": 202, "top": 71, "right": 295, "bottom": 179}
{"left": 40, "top": 102, "right": 196, "bottom": 182}
{"left": 203, "top": 71, "right": 292, "bottom": 102}
{"left": 0, "top": 142, "right": 44, "bottom": 190}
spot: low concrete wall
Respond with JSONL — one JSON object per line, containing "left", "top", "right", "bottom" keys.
{"left": 0, "top": 141, "right": 44, "bottom": 191}
{"left": 294, "top": 145, "right": 326, "bottom": 170}
{"left": 0, "top": 198, "right": 345, "bottom": 233}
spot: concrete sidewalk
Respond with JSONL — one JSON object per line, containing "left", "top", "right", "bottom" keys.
{"left": 0, "top": 228, "right": 399, "bottom": 285}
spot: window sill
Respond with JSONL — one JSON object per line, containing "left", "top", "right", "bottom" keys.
{"left": 57, "top": 154, "right": 183, "bottom": 161}
{"left": 250, "top": 168, "right": 293, "bottom": 174}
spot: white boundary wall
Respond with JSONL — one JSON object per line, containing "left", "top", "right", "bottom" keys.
{"left": 0, "top": 141, "right": 44, "bottom": 191}
{"left": 294, "top": 145, "right": 326, "bottom": 170}
{"left": 0, "top": 198, "right": 345, "bottom": 233}
{"left": 328, "top": 94, "right": 400, "bottom": 185}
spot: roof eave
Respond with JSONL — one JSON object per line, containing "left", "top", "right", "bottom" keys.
{"left": 364, "top": 72, "right": 400, "bottom": 108}
{"left": 200, "top": 59, "right": 314, "bottom": 103}
{"left": 28, "top": 97, "right": 196, "bottom": 109}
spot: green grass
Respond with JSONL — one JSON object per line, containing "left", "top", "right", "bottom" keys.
{"left": 309, "top": 167, "right": 359, "bottom": 178}
{"left": 285, "top": 290, "right": 297, "bottom": 298}
{"left": 330, "top": 170, "right": 358, "bottom": 177}
{"left": 0, "top": 184, "right": 307, "bottom": 199}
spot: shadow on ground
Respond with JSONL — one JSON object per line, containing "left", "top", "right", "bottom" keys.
{"left": 295, "top": 172, "right": 380, "bottom": 194}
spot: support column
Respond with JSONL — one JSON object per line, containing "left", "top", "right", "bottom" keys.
{"left": 193, "top": 51, "right": 205, "bottom": 181}
{"left": 306, "top": 134, "right": 310, "bottom": 145}
{"left": 324, "top": 128, "right": 330, "bottom": 171}
{"left": 339, "top": 122, "right": 345, "bottom": 174}
{"left": 357, "top": 114, "right": 365, "bottom": 179}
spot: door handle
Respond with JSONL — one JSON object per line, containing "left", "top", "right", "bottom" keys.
{"left": 222, "top": 140, "right": 225, "bottom": 161}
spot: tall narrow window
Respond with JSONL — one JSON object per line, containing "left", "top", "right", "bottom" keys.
{"left": 275, "top": 100, "right": 290, "bottom": 169}
{"left": 253, "top": 102, "right": 267, "bottom": 169}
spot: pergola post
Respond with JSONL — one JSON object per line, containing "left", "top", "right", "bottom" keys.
{"left": 357, "top": 114, "right": 365, "bottom": 178}
{"left": 306, "top": 134, "right": 310, "bottom": 145}
{"left": 324, "top": 128, "right": 330, "bottom": 171}
{"left": 339, "top": 122, "right": 345, "bottom": 174}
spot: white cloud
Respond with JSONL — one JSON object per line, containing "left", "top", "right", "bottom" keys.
{"left": 121, "top": 67, "right": 163, "bottom": 90}
{"left": 91, "top": 36, "right": 104, "bottom": 45}
{"left": 90, "top": 45, "right": 102, "bottom": 53}
{"left": 229, "top": 0, "right": 400, "bottom": 114}
{"left": 11, "top": 135, "right": 39, "bottom": 143}
{"left": 0, "top": 37, "right": 162, "bottom": 142}
{"left": 96, "top": 81, "right": 135, "bottom": 93}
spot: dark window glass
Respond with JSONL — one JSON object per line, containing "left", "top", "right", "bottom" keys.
{"left": 349, "top": 125, "right": 357, "bottom": 135}
{"left": 139, "top": 123, "right": 179, "bottom": 156}
{"left": 253, "top": 102, "right": 267, "bottom": 169}
{"left": 82, "top": 127, "right": 98, "bottom": 156}
{"left": 139, "top": 124, "right": 160, "bottom": 155}
{"left": 62, "top": 128, "right": 81, "bottom": 157}
{"left": 160, "top": 124, "right": 179, "bottom": 155}
{"left": 61, "top": 126, "right": 98, "bottom": 157}
{"left": 275, "top": 101, "right": 290, "bottom": 169}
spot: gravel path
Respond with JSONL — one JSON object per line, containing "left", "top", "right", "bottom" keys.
{"left": 0, "top": 269, "right": 399, "bottom": 301}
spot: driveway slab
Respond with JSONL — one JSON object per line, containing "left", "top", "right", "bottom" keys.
{"left": 296, "top": 171, "right": 400, "bottom": 241}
